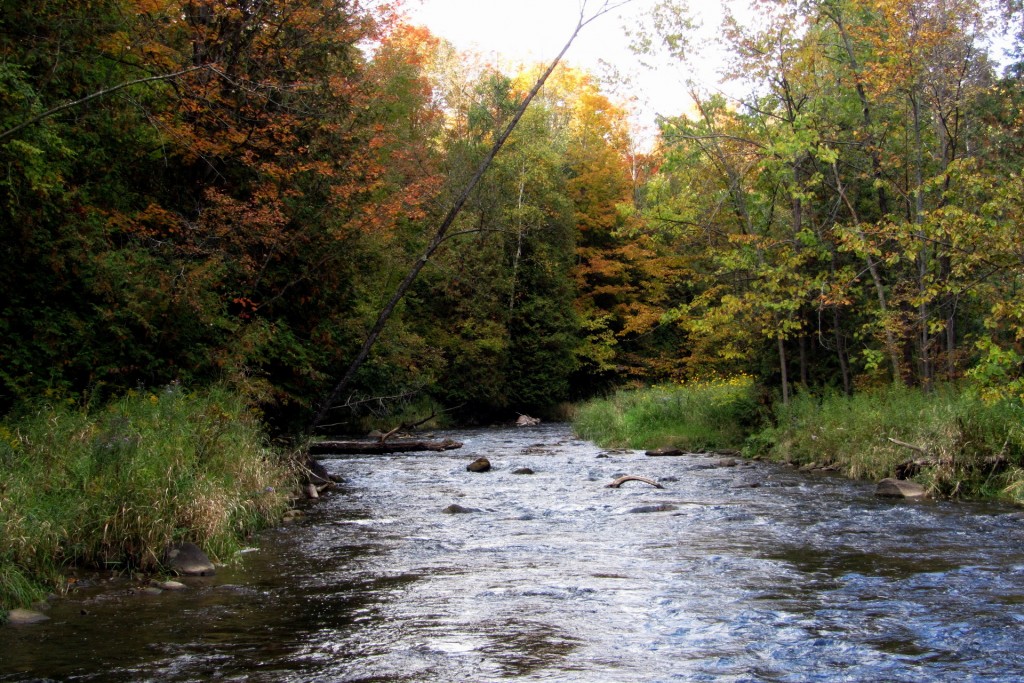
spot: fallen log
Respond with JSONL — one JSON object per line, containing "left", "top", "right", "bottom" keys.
{"left": 605, "top": 475, "right": 664, "bottom": 489}
{"left": 309, "top": 438, "right": 462, "bottom": 457}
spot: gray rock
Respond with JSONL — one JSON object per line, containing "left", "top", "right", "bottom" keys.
{"left": 443, "top": 504, "right": 480, "bottom": 514}
{"left": 627, "top": 504, "right": 679, "bottom": 514}
{"left": 717, "top": 458, "right": 739, "bottom": 467}
{"left": 876, "top": 478, "right": 927, "bottom": 499}
{"left": 153, "top": 580, "right": 187, "bottom": 591}
{"left": 164, "top": 542, "right": 216, "bottom": 576}
{"left": 5, "top": 608, "right": 50, "bottom": 625}
{"left": 467, "top": 457, "right": 491, "bottom": 472}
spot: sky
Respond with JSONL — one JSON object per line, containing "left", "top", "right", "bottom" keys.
{"left": 403, "top": 0, "right": 730, "bottom": 140}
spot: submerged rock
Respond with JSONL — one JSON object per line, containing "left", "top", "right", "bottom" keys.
{"left": 875, "top": 478, "right": 927, "bottom": 499}
{"left": 153, "top": 580, "right": 187, "bottom": 591}
{"left": 282, "top": 508, "right": 305, "bottom": 524}
{"left": 5, "top": 608, "right": 49, "bottom": 625}
{"left": 512, "top": 467, "right": 535, "bottom": 475}
{"left": 467, "top": 457, "right": 491, "bottom": 473}
{"left": 627, "top": 504, "right": 679, "bottom": 514}
{"left": 163, "top": 542, "right": 216, "bottom": 576}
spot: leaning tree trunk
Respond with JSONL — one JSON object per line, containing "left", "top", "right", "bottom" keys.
{"left": 309, "top": 2, "right": 624, "bottom": 431}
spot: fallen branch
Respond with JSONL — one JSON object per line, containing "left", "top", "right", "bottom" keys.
{"left": 605, "top": 475, "right": 664, "bottom": 489}
{"left": 378, "top": 411, "right": 436, "bottom": 443}
{"left": 309, "top": 438, "right": 462, "bottom": 457}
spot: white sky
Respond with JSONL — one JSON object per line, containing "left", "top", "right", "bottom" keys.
{"left": 403, "top": 0, "right": 730, "bottom": 141}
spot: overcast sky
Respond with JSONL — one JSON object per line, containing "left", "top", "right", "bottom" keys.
{"left": 403, "top": 0, "right": 729, "bottom": 139}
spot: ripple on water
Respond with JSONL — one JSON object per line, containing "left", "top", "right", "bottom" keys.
{"left": 4, "top": 423, "right": 1024, "bottom": 682}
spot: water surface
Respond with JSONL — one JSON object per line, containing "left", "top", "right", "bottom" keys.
{"left": 3, "top": 423, "right": 1024, "bottom": 681}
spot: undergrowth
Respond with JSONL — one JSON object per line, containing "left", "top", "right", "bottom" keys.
{"left": 762, "top": 385, "right": 1024, "bottom": 500}
{"left": 573, "top": 376, "right": 759, "bottom": 451}
{"left": 0, "top": 384, "right": 293, "bottom": 612}
{"left": 574, "top": 380, "right": 1024, "bottom": 504}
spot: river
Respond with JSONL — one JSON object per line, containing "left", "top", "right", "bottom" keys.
{"left": 2, "top": 423, "right": 1024, "bottom": 681}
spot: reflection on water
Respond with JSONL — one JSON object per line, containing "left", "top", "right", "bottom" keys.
{"left": 3, "top": 423, "right": 1024, "bottom": 682}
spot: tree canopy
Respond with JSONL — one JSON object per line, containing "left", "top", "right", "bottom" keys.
{"left": 2, "top": 0, "right": 1023, "bottom": 431}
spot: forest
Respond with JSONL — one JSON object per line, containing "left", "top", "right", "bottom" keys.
{"left": 2, "top": 0, "right": 1024, "bottom": 428}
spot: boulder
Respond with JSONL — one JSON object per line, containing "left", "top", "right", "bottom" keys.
{"left": 163, "top": 542, "right": 216, "bottom": 576}
{"left": 515, "top": 415, "right": 541, "bottom": 426}
{"left": 467, "top": 457, "right": 491, "bottom": 472}
{"left": 717, "top": 458, "right": 739, "bottom": 468}
{"left": 5, "top": 608, "right": 49, "bottom": 625}
{"left": 512, "top": 467, "right": 535, "bottom": 475}
{"left": 875, "top": 478, "right": 927, "bottom": 499}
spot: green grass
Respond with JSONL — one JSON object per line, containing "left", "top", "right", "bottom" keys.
{"left": 760, "top": 385, "right": 1024, "bottom": 500}
{"left": 0, "top": 384, "right": 294, "bottom": 611}
{"left": 574, "top": 380, "right": 1024, "bottom": 504}
{"left": 573, "top": 377, "right": 759, "bottom": 451}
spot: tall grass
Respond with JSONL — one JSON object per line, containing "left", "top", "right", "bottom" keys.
{"left": 0, "top": 384, "right": 293, "bottom": 611}
{"left": 760, "top": 385, "right": 1024, "bottom": 500}
{"left": 573, "top": 377, "right": 759, "bottom": 451}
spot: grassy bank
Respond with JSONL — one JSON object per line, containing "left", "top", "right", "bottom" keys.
{"left": 0, "top": 385, "right": 293, "bottom": 611}
{"left": 573, "top": 376, "right": 759, "bottom": 451}
{"left": 762, "top": 385, "right": 1024, "bottom": 500}
{"left": 574, "top": 381, "right": 1024, "bottom": 504}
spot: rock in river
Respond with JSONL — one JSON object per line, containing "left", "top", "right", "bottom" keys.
{"left": 467, "top": 457, "right": 491, "bottom": 473}
{"left": 875, "top": 478, "right": 927, "bottom": 499}
{"left": 164, "top": 542, "right": 216, "bottom": 576}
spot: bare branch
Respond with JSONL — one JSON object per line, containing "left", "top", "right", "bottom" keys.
{"left": 0, "top": 65, "right": 212, "bottom": 143}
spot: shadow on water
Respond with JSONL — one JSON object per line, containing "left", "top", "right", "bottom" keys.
{"left": 4, "top": 423, "right": 1024, "bottom": 682}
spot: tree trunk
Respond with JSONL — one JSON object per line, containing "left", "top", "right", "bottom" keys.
{"left": 309, "top": 5, "right": 615, "bottom": 430}
{"left": 778, "top": 335, "right": 790, "bottom": 406}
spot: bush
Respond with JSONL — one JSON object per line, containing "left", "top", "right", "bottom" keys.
{"left": 0, "top": 384, "right": 293, "bottom": 610}
{"left": 573, "top": 376, "right": 759, "bottom": 451}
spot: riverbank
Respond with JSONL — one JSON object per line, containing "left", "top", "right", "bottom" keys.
{"left": 574, "top": 380, "right": 1024, "bottom": 505}
{"left": 0, "top": 385, "right": 293, "bottom": 614}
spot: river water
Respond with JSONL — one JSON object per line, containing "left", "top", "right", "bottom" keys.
{"left": 3, "top": 423, "right": 1024, "bottom": 682}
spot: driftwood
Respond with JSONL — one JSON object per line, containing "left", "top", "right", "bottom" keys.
{"left": 309, "top": 438, "right": 462, "bottom": 457}
{"left": 605, "top": 475, "right": 664, "bottom": 489}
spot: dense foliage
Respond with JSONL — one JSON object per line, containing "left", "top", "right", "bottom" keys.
{"left": 2, "top": 0, "right": 1024, "bottom": 428}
